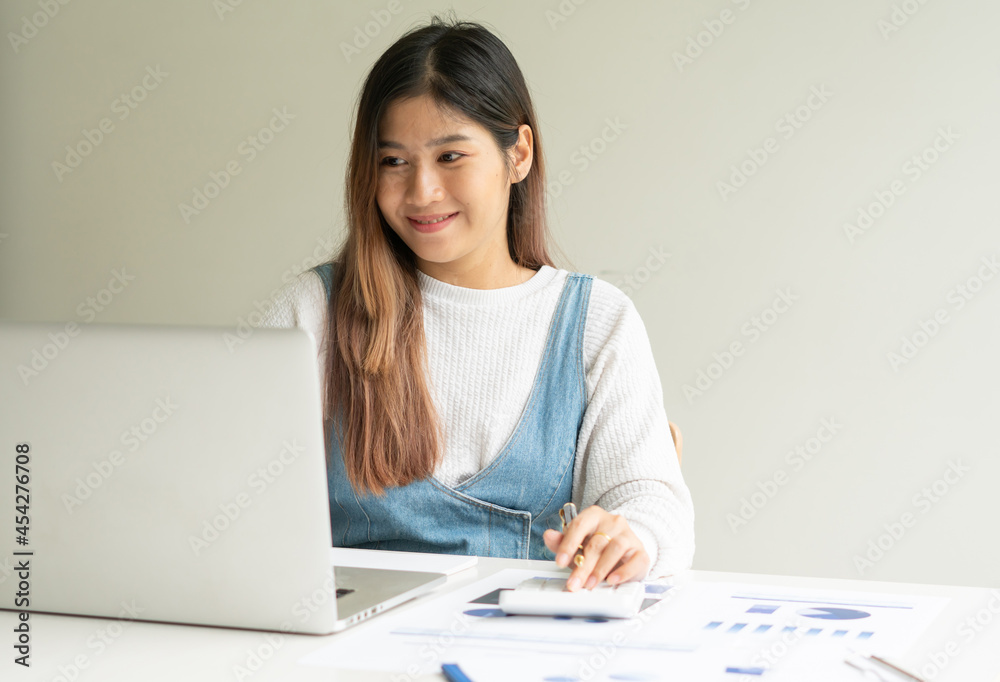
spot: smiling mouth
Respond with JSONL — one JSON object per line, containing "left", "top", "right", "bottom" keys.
{"left": 409, "top": 213, "right": 457, "bottom": 225}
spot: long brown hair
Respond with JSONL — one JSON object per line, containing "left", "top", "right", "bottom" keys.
{"left": 324, "top": 15, "right": 556, "bottom": 496}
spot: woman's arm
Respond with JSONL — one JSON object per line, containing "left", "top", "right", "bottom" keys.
{"left": 546, "top": 277, "right": 695, "bottom": 585}
{"left": 256, "top": 269, "right": 329, "bottom": 372}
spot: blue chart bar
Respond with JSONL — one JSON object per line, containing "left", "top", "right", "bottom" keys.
{"left": 747, "top": 604, "right": 780, "bottom": 614}
{"left": 799, "top": 607, "right": 872, "bottom": 620}
{"left": 708, "top": 622, "right": 878, "bottom": 640}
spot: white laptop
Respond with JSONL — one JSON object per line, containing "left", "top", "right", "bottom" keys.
{"left": 0, "top": 320, "right": 449, "bottom": 634}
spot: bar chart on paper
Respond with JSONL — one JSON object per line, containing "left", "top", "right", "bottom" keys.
{"left": 684, "top": 585, "right": 947, "bottom": 653}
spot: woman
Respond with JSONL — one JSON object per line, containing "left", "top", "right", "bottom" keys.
{"left": 261, "top": 16, "right": 694, "bottom": 591}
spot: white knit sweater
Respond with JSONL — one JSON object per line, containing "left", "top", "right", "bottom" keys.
{"left": 258, "top": 264, "right": 695, "bottom": 579}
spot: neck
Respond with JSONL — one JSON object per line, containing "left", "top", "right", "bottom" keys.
{"left": 417, "top": 259, "right": 534, "bottom": 290}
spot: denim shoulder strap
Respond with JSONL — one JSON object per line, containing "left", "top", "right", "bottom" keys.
{"left": 312, "top": 262, "right": 335, "bottom": 301}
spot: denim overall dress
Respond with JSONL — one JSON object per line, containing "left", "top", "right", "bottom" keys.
{"left": 312, "top": 263, "right": 593, "bottom": 560}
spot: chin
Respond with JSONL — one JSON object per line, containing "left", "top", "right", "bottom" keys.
{"left": 414, "top": 253, "right": 458, "bottom": 267}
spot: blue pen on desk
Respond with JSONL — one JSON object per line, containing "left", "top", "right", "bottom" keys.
{"left": 441, "top": 662, "right": 475, "bottom": 682}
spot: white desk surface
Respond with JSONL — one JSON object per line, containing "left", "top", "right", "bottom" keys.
{"left": 2, "top": 557, "right": 998, "bottom": 681}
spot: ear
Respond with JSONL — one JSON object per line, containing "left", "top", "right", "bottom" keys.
{"left": 509, "top": 124, "right": 533, "bottom": 184}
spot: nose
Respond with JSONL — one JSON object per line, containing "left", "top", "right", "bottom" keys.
{"left": 405, "top": 162, "right": 445, "bottom": 206}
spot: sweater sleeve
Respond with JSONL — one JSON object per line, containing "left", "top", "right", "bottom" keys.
{"left": 573, "top": 278, "right": 696, "bottom": 579}
{"left": 257, "top": 270, "right": 330, "bottom": 377}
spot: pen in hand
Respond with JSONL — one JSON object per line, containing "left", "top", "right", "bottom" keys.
{"left": 559, "top": 502, "right": 585, "bottom": 568}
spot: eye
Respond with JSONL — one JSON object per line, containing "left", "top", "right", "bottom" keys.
{"left": 378, "top": 152, "right": 465, "bottom": 168}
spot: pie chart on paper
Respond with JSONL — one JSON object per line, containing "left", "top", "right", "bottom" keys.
{"left": 798, "top": 606, "right": 871, "bottom": 620}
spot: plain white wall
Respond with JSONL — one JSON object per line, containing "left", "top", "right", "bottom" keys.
{"left": 1, "top": 1, "right": 997, "bottom": 588}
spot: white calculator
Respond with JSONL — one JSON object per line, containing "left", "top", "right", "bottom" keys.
{"left": 498, "top": 577, "right": 645, "bottom": 618}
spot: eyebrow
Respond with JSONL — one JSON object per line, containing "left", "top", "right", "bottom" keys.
{"left": 377, "top": 134, "right": 474, "bottom": 150}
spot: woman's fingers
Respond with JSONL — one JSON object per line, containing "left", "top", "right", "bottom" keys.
{"left": 552, "top": 507, "right": 648, "bottom": 591}
{"left": 581, "top": 532, "right": 629, "bottom": 589}
{"left": 542, "top": 528, "right": 563, "bottom": 553}
{"left": 552, "top": 506, "right": 601, "bottom": 569}
{"left": 606, "top": 547, "right": 650, "bottom": 586}
{"left": 568, "top": 532, "right": 648, "bottom": 591}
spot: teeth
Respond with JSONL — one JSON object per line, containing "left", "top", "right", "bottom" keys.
{"left": 414, "top": 214, "right": 453, "bottom": 224}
